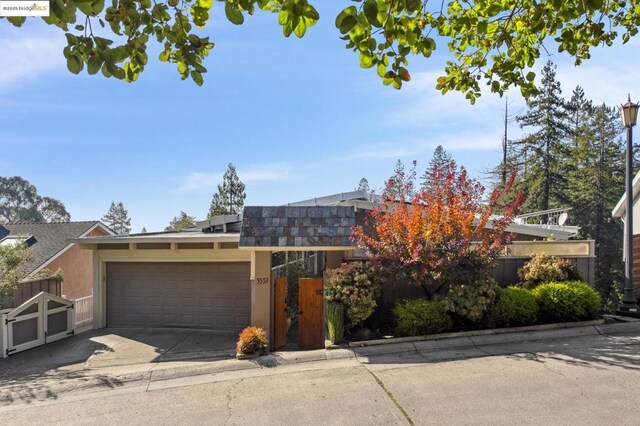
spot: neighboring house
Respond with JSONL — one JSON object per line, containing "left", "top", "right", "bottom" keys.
{"left": 0, "top": 221, "right": 114, "bottom": 300}
{"left": 75, "top": 191, "right": 594, "bottom": 351}
{"left": 612, "top": 170, "right": 640, "bottom": 296}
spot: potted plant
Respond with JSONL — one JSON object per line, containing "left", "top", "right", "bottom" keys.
{"left": 236, "top": 326, "right": 268, "bottom": 360}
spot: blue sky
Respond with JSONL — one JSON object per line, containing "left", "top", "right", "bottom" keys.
{"left": 2, "top": 2, "right": 639, "bottom": 232}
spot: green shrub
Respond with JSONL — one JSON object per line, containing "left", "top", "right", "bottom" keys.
{"left": 393, "top": 299, "right": 453, "bottom": 337}
{"left": 487, "top": 286, "right": 538, "bottom": 328}
{"left": 325, "top": 262, "right": 381, "bottom": 326}
{"left": 533, "top": 281, "right": 601, "bottom": 323}
{"left": 442, "top": 277, "right": 500, "bottom": 323}
{"left": 518, "top": 253, "right": 582, "bottom": 289}
{"left": 326, "top": 301, "right": 345, "bottom": 345}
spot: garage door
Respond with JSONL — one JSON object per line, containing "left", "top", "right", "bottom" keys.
{"left": 107, "top": 262, "right": 250, "bottom": 331}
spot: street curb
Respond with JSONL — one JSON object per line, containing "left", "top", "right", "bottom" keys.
{"left": 348, "top": 320, "right": 640, "bottom": 357}
{"left": 348, "top": 319, "right": 605, "bottom": 348}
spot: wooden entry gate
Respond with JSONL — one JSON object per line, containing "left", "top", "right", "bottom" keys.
{"left": 274, "top": 277, "right": 288, "bottom": 349}
{"left": 297, "top": 278, "right": 324, "bottom": 350}
{"left": 273, "top": 277, "right": 325, "bottom": 351}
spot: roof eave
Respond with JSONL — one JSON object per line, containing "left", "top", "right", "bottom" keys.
{"left": 238, "top": 245, "right": 355, "bottom": 251}
{"left": 612, "top": 170, "right": 640, "bottom": 217}
{"left": 73, "top": 233, "right": 241, "bottom": 245}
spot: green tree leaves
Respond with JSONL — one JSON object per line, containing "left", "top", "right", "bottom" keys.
{"left": 335, "top": 6, "right": 358, "bottom": 34}
{"left": 277, "top": 0, "right": 319, "bottom": 37}
{"left": 0, "top": 176, "right": 71, "bottom": 223}
{"left": 74, "top": 0, "right": 104, "bottom": 17}
{"left": 66, "top": 53, "right": 83, "bottom": 74}
{"left": 335, "top": 1, "right": 430, "bottom": 90}
{"left": 1, "top": 0, "right": 639, "bottom": 98}
{"left": 225, "top": 2, "right": 245, "bottom": 25}
{"left": 0, "top": 242, "right": 31, "bottom": 309}
{"left": 165, "top": 211, "right": 197, "bottom": 231}
{"left": 87, "top": 55, "right": 103, "bottom": 75}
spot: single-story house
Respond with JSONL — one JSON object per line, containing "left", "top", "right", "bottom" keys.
{"left": 0, "top": 221, "right": 114, "bottom": 302}
{"left": 75, "top": 191, "right": 594, "bottom": 350}
{"left": 612, "top": 170, "right": 640, "bottom": 296}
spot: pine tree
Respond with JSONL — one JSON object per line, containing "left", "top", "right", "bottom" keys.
{"left": 357, "top": 178, "right": 370, "bottom": 193}
{"left": 514, "top": 61, "right": 570, "bottom": 214}
{"left": 208, "top": 163, "right": 246, "bottom": 217}
{"left": 384, "top": 160, "right": 416, "bottom": 200}
{"left": 486, "top": 99, "right": 523, "bottom": 210}
{"left": 102, "top": 201, "right": 131, "bottom": 235}
{"left": 421, "top": 146, "right": 456, "bottom": 191}
{"left": 166, "top": 211, "right": 197, "bottom": 231}
{"left": 565, "top": 86, "right": 593, "bottom": 149}
{"left": 567, "top": 102, "right": 625, "bottom": 296}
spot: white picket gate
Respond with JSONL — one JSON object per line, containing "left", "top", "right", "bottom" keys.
{"left": 0, "top": 292, "right": 75, "bottom": 358}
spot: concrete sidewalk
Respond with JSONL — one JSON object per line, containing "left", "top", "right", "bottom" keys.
{"left": 2, "top": 321, "right": 640, "bottom": 407}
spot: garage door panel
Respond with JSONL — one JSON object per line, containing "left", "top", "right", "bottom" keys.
{"left": 236, "top": 303, "right": 250, "bottom": 311}
{"left": 107, "top": 262, "right": 251, "bottom": 331}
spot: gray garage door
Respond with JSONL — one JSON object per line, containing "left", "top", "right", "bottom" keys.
{"left": 107, "top": 262, "right": 250, "bottom": 331}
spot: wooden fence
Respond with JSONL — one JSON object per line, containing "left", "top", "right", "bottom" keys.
{"left": 379, "top": 255, "right": 596, "bottom": 307}
{"left": 12, "top": 277, "right": 62, "bottom": 307}
{"left": 492, "top": 256, "right": 595, "bottom": 287}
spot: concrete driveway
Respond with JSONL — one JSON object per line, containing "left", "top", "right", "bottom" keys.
{"left": 0, "top": 328, "right": 237, "bottom": 380}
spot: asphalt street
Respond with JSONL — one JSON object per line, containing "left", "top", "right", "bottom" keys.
{"left": 2, "top": 329, "right": 640, "bottom": 425}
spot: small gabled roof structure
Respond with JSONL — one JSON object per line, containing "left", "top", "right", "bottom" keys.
{"left": 287, "top": 190, "right": 382, "bottom": 207}
{"left": 0, "top": 221, "right": 113, "bottom": 275}
{"left": 195, "top": 214, "right": 243, "bottom": 233}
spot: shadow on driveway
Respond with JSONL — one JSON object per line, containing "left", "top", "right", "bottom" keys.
{"left": 86, "top": 328, "right": 237, "bottom": 367}
{"left": 0, "top": 327, "right": 238, "bottom": 405}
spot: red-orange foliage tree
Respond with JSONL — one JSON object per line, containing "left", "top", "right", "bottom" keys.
{"left": 353, "top": 164, "right": 523, "bottom": 299}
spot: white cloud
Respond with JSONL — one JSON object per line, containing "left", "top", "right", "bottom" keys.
{"left": 347, "top": 129, "right": 507, "bottom": 162}
{"left": 366, "top": 40, "right": 640, "bottom": 162}
{"left": 0, "top": 34, "right": 64, "bottom": 86}
{"left": 348, "top": 143, "right": 415, "bottom": 159}
{"left": 391, "top": 39, "right": 640, "bottom": 131}
{"left": 380, "top": 70, "right": 526, "bottom": 130}
{"left": 553, "top": 39, "right": 640, "bottom": 106}
{"left": 179, "top": 163, "right": 295, "bottom": 192}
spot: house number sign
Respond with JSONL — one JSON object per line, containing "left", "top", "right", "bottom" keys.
{"left": 255, "top": 277, "right": 269, "bottom": 285}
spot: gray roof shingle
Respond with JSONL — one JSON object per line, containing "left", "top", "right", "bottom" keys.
{"left": 239, "top": 206, "right": 356, "bottom": 248}
{"left": 0, "top": 221, "right": 106, "bottom": 274}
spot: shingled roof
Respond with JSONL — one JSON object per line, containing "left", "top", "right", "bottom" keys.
{"left": 239, "top": 206, "right": 356, "bottom": 248}
{"left": 0, "top": 221, "right": 109, "bottom": 274}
